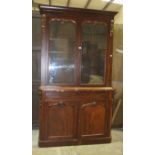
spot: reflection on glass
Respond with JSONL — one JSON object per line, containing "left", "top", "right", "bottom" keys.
{"left": 81, "top": 22, "right": 107, "bottom": 84}
{"left": 48, "top": 20, "right": 76, "bottom": 84}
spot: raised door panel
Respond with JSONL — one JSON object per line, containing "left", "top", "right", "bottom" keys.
{"left": 79, "top": 100, "right": 107, "bottom": 139}
{"left": 46, "top": 100, "right": 78, "bottom": 140}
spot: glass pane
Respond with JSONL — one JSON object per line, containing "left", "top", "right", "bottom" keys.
{"left": 81, "top": 22, "right": 107, "bottom": 84}
{"left": 48, "top": 20, "right": 76, "bottom": 84}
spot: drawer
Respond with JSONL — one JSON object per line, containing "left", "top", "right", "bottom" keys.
{"left": 45, "top": 91, "right": 108, "bottom": 101}
{"left": 47, "top": 100, "right": 76, "bottom": 107}
{"left": 76, "top": 92, "right": 107, "bottom": 100}
{"left": 45, "top": 91, "right": 78, "bottom": 100}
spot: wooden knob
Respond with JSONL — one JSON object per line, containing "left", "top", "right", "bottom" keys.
{"left": 78, "top": 46, "right": 82, "bottom": 50}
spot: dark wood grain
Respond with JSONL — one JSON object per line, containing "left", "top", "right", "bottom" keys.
{"left": 79, "top": 100, "right": 106, "bottom": 136}
{"left": 47, "top": 101, "right": 78, "bottom": 139}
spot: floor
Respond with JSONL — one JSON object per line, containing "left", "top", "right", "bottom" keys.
{"left": 32, "top": 129, "right": 123, "bottom": 155}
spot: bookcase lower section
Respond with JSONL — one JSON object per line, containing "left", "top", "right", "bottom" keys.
{"left": 39, "top": 86, "right": 113, "bottom": 147}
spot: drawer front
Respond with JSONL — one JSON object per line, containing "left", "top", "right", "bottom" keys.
{"left": 45, "top": 91, "right": 108, "bottom": 101}
{"left": 45, "top": 91, "right": 77, "bottom": 100}
{"left": 76, "top": 92, "right": 107, "bottom": 100}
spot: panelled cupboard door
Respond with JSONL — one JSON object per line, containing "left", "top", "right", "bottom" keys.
{"left": 46, "top": 100, "right": 78, "bottom": 141}
{"left": 79, "top": 100, "right": 107, "bottom": 139}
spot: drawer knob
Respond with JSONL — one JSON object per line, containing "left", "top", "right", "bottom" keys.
{"left": 92, "top": 101, "right": 97, "bottom": 105}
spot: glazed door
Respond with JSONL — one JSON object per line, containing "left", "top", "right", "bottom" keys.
{"left": 46, "top": 100, "right": 78, "bottom": 143}
{"left": 80, "top": 21, "right": 108, "bottom": 85}
{"left": 47, "top": 18, "right": 77, "bottom": 85}
{"left": 45, "top": 17, "right": 109, "bottom": 86}
{"left": 79, "top": 100, "right": 108, "bottom": 140}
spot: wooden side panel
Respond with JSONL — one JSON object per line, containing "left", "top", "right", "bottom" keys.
{"left": 32, "top": 80, "right": 40, "bottom": 127}
{"left": 32, "top": 16, "right": 41, "bottom": 128}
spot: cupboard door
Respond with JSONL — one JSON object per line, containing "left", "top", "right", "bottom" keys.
{"left": 46, "top": 100, "right": 78, "bottom": 141}
{"left": 79, "top": 100, "right": 107, "bottom": 139}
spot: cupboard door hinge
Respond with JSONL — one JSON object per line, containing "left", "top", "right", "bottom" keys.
{"left": 110, "top": 19, "right": 114, "bottom": 37}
